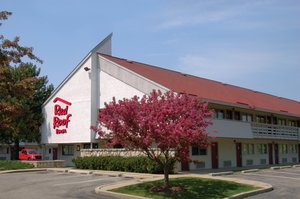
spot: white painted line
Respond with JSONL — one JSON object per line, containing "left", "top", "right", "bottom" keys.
{"left": 243, "top": 173, "right": 300, "bottom": 181}
{"left": 53, "top": 177, "right": 114, "bottom": 186}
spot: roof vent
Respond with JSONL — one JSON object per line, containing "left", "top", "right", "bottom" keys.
{"left": 236, "top": 101, "right": 249, "bottom": 106}
{"left": 126, "top": 59, "right": 134, "bottom": 63}
{"left": 280, "top": 110, "right": 288, "bottom": 113}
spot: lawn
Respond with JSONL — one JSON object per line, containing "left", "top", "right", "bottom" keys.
{"left": 0, "top": 160, "right": 33, "bottom": 171}
{"left": 111, "top": 177, "right": 257, "bottom": 199}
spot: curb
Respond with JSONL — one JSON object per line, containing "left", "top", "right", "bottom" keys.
{"left": 95, "top": 174, "right": 273, "bottom": 199}
{"left": 241, "top": 169, "right": 259, "bottom": 173}
{"left": 0, "top": 168, "right": 47, "bottom": 174}
{"left": 226, "top": 186, "right": 273, "bottom": 199}
{"left": 279, "top": 166, "right": 292, "bottom": 169}
{"left": 95, "top": 179, "right": 151, "bottom": 199}
{"left": 270, "top": 166, "right": 280, "bottom": 170}
{"left": 209, "top": 171, "right": 234, "bottom": 176}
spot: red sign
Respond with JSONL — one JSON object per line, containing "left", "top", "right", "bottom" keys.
{"left": 53, "top": 97, "right": 72, "bottom": 134}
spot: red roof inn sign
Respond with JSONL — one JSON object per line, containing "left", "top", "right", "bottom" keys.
{"left": 53, "top": 97, "right": 72, "bottom": 134}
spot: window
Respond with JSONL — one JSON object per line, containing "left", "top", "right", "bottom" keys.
{"left": 243, "top": 144, "right": 255, "bottom": 155}
{"left": 279, "top": 144, "right": 288, "bottom": 154}
{"left": 241, "top": 113, "right": 253, "bottom": 122}
{"left": 256, "top": 115, "right": 266, "bottom": 123}
{"left": 288, "top": 120, "right": 297, "bottom": 127}
{"left": 214, "top": 110, "right": 224, "bottom": 119}
{"left": 0, "top": 146, "right": 8, "bottom": 154}
{"left": 83, "top": 144, "right": 90, "bottom": 149}
{"left": 83, "top": 143, "right": 99, "bottom": 149}
{"left": 191, "top": 146, "right": 207, "bottom": 156}
{"left": 288, "top": 144, "right": 297, "bottom": 154}
{"left": 234, "top": 111, "right": 240, "bottom": 120}
{"left": 62, "top": 145, "right": 74, "bottom": 156}
{"left": 225, "top": 110, "right": 233, "bottom": 120}
{"left": 257, "top": 144, "right": 267, "bottom": 154}
{"left": 278, "top": 118, "right": 286, "bottom": 126}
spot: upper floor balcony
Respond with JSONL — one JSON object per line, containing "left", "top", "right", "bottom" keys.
{"left": 209, "top": 119, "right": 300, "bottom": 140}
{"left": 251, "top": 122, "right": 300, "bottom": 140}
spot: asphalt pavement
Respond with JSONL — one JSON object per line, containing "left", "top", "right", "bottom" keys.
{"left": 0, "top": 171, "right": 126, "bottom": 199}
{"left": 225, "top": 167, "right": 300, "bottom": 199}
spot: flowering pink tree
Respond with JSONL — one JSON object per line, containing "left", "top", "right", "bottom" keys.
{"left": 93, "top": 90, "right": 213, "bottom": 188}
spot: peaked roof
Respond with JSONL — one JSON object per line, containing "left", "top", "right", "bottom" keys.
{"left": 100, "top": 54, "right": 300, "bottom": 117}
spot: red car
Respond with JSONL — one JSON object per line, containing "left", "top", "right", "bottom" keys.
{"left": 19, "top": 148, "right": 42, "bottom": 160}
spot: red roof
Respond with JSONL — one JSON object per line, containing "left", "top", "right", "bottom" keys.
{"left": 100, "top": 54, "right": 300, "bottom": 117}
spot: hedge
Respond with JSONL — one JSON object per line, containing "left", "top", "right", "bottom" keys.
{"left": 72, "top": 156, "right": 175, "bottom": 174}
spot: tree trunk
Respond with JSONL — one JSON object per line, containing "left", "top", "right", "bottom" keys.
{"left": 163, "top": 165, "right": 170, "bottom": 188}
{"left": 13, "top": 139, "right": 19, "bottom": 160}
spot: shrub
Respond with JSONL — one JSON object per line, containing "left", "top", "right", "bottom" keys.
{"left": 0, "top": 160, "right": 34, "bottom": 171}
{"left": 72, "top": 156, "right": 175, "bottom": 174}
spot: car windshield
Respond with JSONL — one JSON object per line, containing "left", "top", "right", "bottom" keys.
{"left": 27, "top": 150, "right": 38, "bottom": 154}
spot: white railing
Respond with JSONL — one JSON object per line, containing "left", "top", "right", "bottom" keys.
{"left": 251, "top": 123, "right": 299, "bottom": 140}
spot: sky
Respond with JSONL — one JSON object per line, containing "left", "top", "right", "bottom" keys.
{"left": 1, "top": 0, "right": 300, "bottom": 101}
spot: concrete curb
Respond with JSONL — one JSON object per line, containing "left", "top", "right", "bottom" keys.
{"left": 209, "top": 171, "right": 234, "bottom": 176}
{"left": 95, "top": 179, "right": 152, "bottom": 199}
{"left": 270, "top": 166, "right": 280, "bottom": 170}
{"left": 241, "top": 169, "right": 259, "bottom": 173}
{"left": 196, "top": 175, "right": 273, "bottom": 199}
{"left": 279, "top": 165, "right": 292, "bottom": 169}
{"left": 226, "top": 186, "right": 273, "bottom": 199}
{"left": 95, "top": 173, "right": 273, "bottom": 199}
{"left": 0, "top": 168, "right": 47, "bottom": 174}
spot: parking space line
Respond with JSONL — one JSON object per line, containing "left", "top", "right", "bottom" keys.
{"left": 242, "top": 173, "right": 300, "bottom": 181}
{"left": 53, "top": 177, "right": 114, "bottom": 186}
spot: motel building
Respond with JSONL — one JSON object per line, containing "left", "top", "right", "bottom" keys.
{"left": 2, "top": 34, "right": 299, "bottom": 170}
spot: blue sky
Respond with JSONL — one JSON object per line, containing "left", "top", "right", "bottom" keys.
{"left": 1, "top": 0, "right": 300, "bottom": 100}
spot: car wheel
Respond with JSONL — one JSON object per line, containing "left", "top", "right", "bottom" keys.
{"left": 27, "top": 157, "right": 31, "bottom": 160}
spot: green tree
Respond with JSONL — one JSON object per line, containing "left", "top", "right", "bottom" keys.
{"left": 0, "top": 11, "right": 53, "bottom": 159}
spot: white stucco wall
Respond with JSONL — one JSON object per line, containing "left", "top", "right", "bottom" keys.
{"left": 208, "top": 119, "right": 253, "bottom": 139}
{"left": 99, "top": 71, "right": 145, "bottom": 108}
{"left": 41, "top": 57, "right": 92, "bottom": 144}
{"left": 99, "top": 56, "right": 168, "bottom": 95}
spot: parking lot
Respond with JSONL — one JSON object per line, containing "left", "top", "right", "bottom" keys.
{"left": 0, "top": 171, "right": 127, "bottom": 199}
{"left": 226, "top": 167, "right": 300, "bottom": 199}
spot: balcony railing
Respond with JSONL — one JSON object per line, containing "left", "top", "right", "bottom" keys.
{"left": 251, "top": 122, "right": 299, "bottom": 140}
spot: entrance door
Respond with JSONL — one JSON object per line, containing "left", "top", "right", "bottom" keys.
{"left": 236, "top": 143, "right": 242, "bottom": 167}
{"left": 268, "top": 143, "right": 273, "bottom": 165}
{"left": 274, "top": 144, "right": 279, "bottom": 164}
{"left": 53, "top": 148, "right": 58, "bottom": 160}
{"left": 211, "top": 142, "right": 218, "bottom": 169}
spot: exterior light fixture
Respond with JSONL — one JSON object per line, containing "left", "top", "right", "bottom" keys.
{"left": 84, "top": 67, "right": 90, "bottom": 71}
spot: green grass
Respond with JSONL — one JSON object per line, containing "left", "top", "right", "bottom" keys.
{"left": 0, "top": 160, "right": 34, "bottom": 171}
{"left": 111, "top": 177, "right": 257, "bottom": 199}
